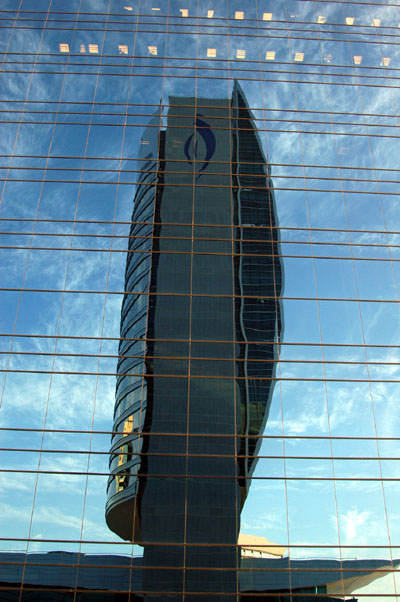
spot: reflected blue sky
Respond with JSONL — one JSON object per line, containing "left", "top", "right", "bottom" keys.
{"left": 0, "top": 0, "right": 399, "bottom": 598}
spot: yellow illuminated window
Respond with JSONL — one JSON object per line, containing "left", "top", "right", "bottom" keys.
{"left": 382, "top": 57, "right": 390, "bottom": 66}
{"left": 80, "top": 44, "right": 85, "bottom": 53}
{"left": 89, "top": 44, "right": 99, "bottom": 53}
{"left": 236, "top": 49, "right": 246, "bottom": 59}
{"left": 294, "top": 52, "right": 304, "bottom": 62}
{"left": 372, "top": 18, "right": 381, "bottom": 26}
{"left": 324, "top": 53, "right": 333, "bottom": 63}
{"left": 124, "top": 5, "right": 133, "bottom": 10}
{"left": 180, "top": 8, "right": 188, "bottom": 17}
{"left": 59, "top": 43, "right": 69, "bottom": 52}
{"left": 152, "top": 7, "right": 160, "bottom": 10}
{"left": 235, "top": 11, "right": 244, "bottom": 19}
{"left": 207, "top": 10, "right": 214, "bottom": 18}
{"left": 148, "top": 45, "right": 158, "bottom": 55}
{"left": 346, "top": 17, "right": 354, "bottom": 25}
{"left": 116, "top": 416, "right": 134, "bottom": 492}
{"left": 123, "top": 416, "right": 134, "bottom": 434}
{"left": 263, "top": 12, "right": 272, "bottom": 21}
{"left": 207, "top": 48, "right": 216, "bottom": 57}
{"left": 317, "top": 16, "right": 326, "bottom": 24}
{"left": 119, "top": 45, "right": 128, "bottom": 54}
{"left": 353, "top": 55, "right": 362, "bottom": 65}
{"left": 265, "top": 51, "right": 275, "bottom": 60}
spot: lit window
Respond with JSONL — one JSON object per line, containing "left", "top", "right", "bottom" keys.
{"left": 236, "top": 49, "right": 246, "bottom": 59}
{"left": 235, "top": 11, "right": 244, "bottom": 19}
{"left": 80, "top": 44, "right": 85, "bottom": 53}
{"left": 141, "top": 140, "right": 150, "bottom": 145}
{"left": 124, "top": 6, "right": 133, "bottom": 10}
{"left": 89, "top": 44, "right": 99, "bottom": 53}
{"left": 207, "top": 48, "right": 216, "bottom": 57}
{"left": 294, "top": 52, "right": 304, "bottom": 62}
{"left": 346, "top": 17, "right": 354, "bottom": 25}
{"left": 353, "top": 55, "right": 362, "bottom": 65}
{"left": 119, "top": 45, "right": 128, "bottom": 54}
{"left": 265, "top": 51, "right": 275, "bottom": 60}
{"left": 381, "top": 57, "right": 390, "bottom": 66}
{"left": 263, "top": 13, "right": 272, "bottom": 21}
{"left": 372, "top": 18, "right": 381, "bottom": 27}
{"left": 59, "top": 43, "right": 69, "bottom": 52}
{"left": 152, "top": 7, "right": 160, "bottom": 10}
{"left": 324, "top": 53, "right": 333, "bottom": 63}
{"left": 116, "top": 415, "right": 134, "bottom": 492}
{"left": 180, "top": 8, "right": 188, "bottom": 17}
{"left": 207, "top": 10, "right": 214, "bottom": 18}
{"left": 317, "top": 16, "right": 326, "bottom": 24}
{"left": 148, "top": 45, "right": 158, "bottom": 55}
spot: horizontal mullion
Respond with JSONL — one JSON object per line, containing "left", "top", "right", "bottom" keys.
{"left": 2, "top": 559, "right": 397, "bottom": 575}
{"left": 3, "top": 349, "right": 400, "bottom": 367}
{"left": 2, "top": 368, "right": 400, "bottom": 383}
{"left": 0, "top": 467, "right": 398, "bottom": 481}
{"left": 1, "top": 231, "right": 400, "bottom": 250}
{"left": 2, "top": 110, "right": 400, "bottom": 132}
{"left": 2, "top": 69, "right": 400, "bottom": 89}
{"left": 3, "top": 61, "right": 400, "bottom": 84}
{"left": 1, "top": 23, "right": 400, "bottom": 46}
{"left": 0, "top": 536, "right": 398, "bottom": 550}
{"left": 2, "top": 119, "right": 400, "bottom": 138}
{"left": 1, "top": 448, "right": 398, "bottom": 462}
{"left": 2, "top": 333, "right": 400, "bottom": 349}
{"left": 2, "top": 154, "right": 400, "bottom": 172}
{"left": 1, "top": 179, "right": 400, "bottom": 194}
{"left": 3, "top": 166, "right": 400, "bottom": 184}
{"left": 0, "top": 587, "right": 395, "bottom": 598}
{"left": 1, "top": 218, "right": 400, "bottom": 237}
{"left": 2, "top": 99, "right": 400, "bottom": 120}
{"left": 2, "top": 3, "right": 400, "bottom": 16}
{"left": 2, "top": 287, "right": 400, "bottom": 303}
{"left": 3, "top": 15, "right": 400, "bottom": 37}
{"left": 2, "top": 247, "right": 400, "bottom": 263}
{"left": 0, "top": 426, "right": 398, "bottom": 441}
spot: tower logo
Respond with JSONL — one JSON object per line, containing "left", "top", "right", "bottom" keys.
{"left": 184, "top": 113, "right": 216, "bottom": 178}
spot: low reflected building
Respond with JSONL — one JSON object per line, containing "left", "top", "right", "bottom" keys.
{"left": 105, "top": 82, "right": 283, "bottom": 600}
{"left": 1, "top": 551, "right": 398, "bottom": 601}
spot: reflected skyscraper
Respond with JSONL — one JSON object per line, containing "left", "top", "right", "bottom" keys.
{"left": 106, "top": 82, "right": 283, "bottom": 600}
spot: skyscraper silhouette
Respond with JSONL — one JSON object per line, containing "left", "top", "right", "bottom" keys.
{"left": 106, "top": 82, "right": 283, "bottom": 600}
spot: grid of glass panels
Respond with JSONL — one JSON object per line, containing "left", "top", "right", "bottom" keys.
{"left": 0, "top": 0, "right": 399, "bottom": 600}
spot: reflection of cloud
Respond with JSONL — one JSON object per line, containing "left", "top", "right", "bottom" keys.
{"left": 241, "top": 511, "right": 284, "bottom": 535}
{"left": 0, "top": 473, "right": 31, "bottom": 493}
{"left": 341, "top": 508, "right": 371, "bottom": 542}
{"left": 335, "top": 507, "right": 392, "bottom": 560}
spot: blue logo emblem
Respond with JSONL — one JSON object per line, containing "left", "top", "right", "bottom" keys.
{"left": 184, "top": 113, "right": 216, "bottom": 178}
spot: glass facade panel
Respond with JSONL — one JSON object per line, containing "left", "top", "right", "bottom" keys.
{"left": 1, "top": 1, "right": 399, "bottom": 600}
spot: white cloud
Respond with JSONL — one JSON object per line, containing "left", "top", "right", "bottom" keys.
{"left": 341, "top": 508, "right": 371, "bottom": 542}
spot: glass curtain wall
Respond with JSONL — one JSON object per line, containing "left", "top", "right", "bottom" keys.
{"left": 0, "top": 0, "right": 399, "bottom": 600}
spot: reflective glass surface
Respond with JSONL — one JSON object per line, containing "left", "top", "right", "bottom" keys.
{"left": 1, "top": 1, "right": 399, "bottom": 600}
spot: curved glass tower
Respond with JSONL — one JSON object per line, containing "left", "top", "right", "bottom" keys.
{"left": 106, "top": 82, "right": 283, "bottom": 600}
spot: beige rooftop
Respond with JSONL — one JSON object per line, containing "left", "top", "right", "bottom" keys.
{"left": 239, "top": 534, "right": 286, "bottom": 558}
